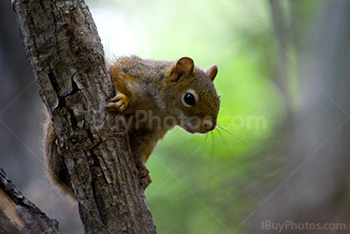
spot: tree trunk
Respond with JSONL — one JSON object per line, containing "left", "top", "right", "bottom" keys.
{"left": 12, "top": 0, "right": 156, "bottom": 233}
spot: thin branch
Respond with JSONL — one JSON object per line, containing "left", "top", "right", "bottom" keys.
{"left": 0, "top": 168, "right": 59, "bottom": 233}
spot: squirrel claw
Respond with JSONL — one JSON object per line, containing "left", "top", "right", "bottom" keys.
{"left": 135, "top": 162, "right": 152, "bottom": 189}
{"left": 109, "top": 94, "right": 122, "bottom": 102}
{"left": 106, "top": 93, "right": 129, "bottom": 112}
{"left": 141, "top": 174, "right": 152, "bottom": 189}
{"left": 139, "top": 168, "right": 149, "bottom": 178}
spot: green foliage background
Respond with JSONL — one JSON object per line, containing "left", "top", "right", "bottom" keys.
{"left": 88, "top": 0, "right": 322, "bottom": 233}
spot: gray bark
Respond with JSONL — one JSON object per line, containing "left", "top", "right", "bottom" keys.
{"left": 0, "top": 168, "right": 59, "bottom": 234}
{"left": 12, "top": 0, "right": 156, "bottom": 233}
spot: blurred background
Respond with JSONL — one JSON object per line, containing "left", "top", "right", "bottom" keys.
{"left": 1, "top": 0, "right": 349, "bottom": 233}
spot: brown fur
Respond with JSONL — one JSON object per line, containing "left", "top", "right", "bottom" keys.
{"left": 43, "top": 118, "right": 74, "bottom": 197}
{"left": 107, "top": 56, "right": 220, "bottom": 187}
{"left": 44, "top": 56, "right": 220, "bottom": 195}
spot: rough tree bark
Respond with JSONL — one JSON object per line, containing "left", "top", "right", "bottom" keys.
{"left": 0, "top": 168, "right": 59, "bottom": 233}
{"left": 12, "top": 0, "right": 156, "bottom": 233}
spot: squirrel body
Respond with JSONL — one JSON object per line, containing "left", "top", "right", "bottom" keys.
{"left": 44, "top": 56, "right": 220, "bottom": 195}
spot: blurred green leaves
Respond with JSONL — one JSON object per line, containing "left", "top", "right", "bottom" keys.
{"left": 131, "top": 1, "right": 285, "bottom": 233}
{"left": 87, "top": 0, "right": 321, "bottom": 233}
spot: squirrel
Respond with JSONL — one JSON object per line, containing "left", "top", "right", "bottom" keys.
{"left": 43, "top": 56, "right": 220, "bottom": 196}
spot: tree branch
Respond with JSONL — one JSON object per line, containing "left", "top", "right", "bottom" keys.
{"left": 12, "top": 0, "right": 156, "bottom": 233}
{"left": 0, "top": 168, "right": 59, "bottom": 233}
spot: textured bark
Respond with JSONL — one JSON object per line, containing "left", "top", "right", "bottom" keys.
{"left": 0, "top": 168, "right": 59, "bottom": 233}
{"left": 13, "top": 0, "right": 156, "bottom": 233}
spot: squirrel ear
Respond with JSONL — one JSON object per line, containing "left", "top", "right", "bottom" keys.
{"left": 174, "top": 57, "right": 194, "bottom": 76}
{"left": 206, "top": 65, "right": 218, "bottom": 81}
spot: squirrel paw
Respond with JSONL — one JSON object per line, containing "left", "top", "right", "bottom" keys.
{"left": 141, "top": 174, "right": 152, "bottom": 189}
{"left": 136, "top": 163, "right": 152, "bottom": 189}
{"left": 106, "top": 93, "right": 129, "bottom": 112}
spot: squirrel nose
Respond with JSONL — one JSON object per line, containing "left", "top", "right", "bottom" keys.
{"left": 204, "top": 120, "right": 216, "bottom": 131}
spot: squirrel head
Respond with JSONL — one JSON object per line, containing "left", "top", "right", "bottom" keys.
{"left": 165, "top": 57, "right": 220, "bottom": 134}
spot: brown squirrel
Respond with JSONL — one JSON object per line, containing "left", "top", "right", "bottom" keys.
{"left": 44, "top": 56, "right": 220, "bottom": 196}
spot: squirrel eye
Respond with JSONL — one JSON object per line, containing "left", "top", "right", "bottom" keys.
{"left": 184, "top": 93, "right": 196, "bottom": 106}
